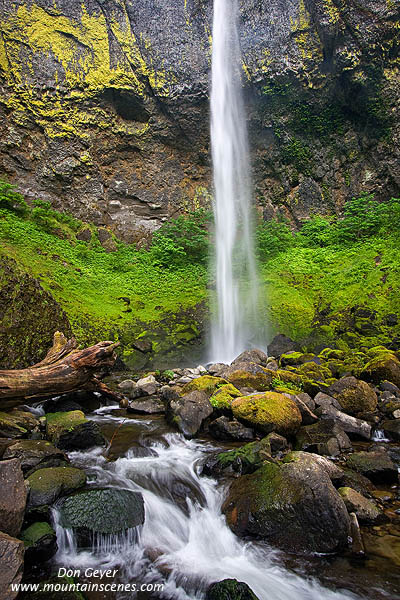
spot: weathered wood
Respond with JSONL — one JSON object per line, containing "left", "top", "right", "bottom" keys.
{"left": 0, "top": 332, "right": 122, "bottom": 410}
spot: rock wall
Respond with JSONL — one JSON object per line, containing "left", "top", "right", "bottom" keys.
{"left": 0, "top": 0, "right": 399, "bottom": 239}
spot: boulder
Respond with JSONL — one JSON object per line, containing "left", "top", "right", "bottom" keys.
{"left": 59, "top": 488, "right": 144, "bottom": 545}
{"left": 127, "top": 397, "right": 165, "bottom": 414}
{"left": 382, "top": 419, "right": 400, "bottom": 441}
{"left": 338, "top": 487, "right": 382, "bottom": 523}
{"left": 316, "top": 406, "right": 372, "bottom": 440}
{"left": 381, "top": 381, "right": 400, "bottom": 396}
{"left": 223, "top": 461, "right": 350, "bottom": 554}
{"left": 328, "top": 377, "right": 377, "bottom": 415}
{"left": 27, "top": 466, "right": 86, "bottom": 508}
{"left": 181, "top": 376, "right": 228, "bottom": 397}
{"left": 267, "top": 334, "right": 300, "bottom": 358}
{"left": 291, "top": 395, "right": 318, "bottom": 425}
{"left": 264, "top": 432, "right": 288, "bottom": 454}
{"left": 202, "top": 437, "right": 273, "bottom": 477}
{"left": 0, "top": 409, "right": 39, "bottom": 439}
{"left": 362, "top": 350, "right": 400, "bottom": 388}
{"left": 231, "top": 392, "right": 302, "bottom": 436}
{"left": 21, "top": 521, "right": 58, "bottom": 565}
{"left": 0, "top": 458, "right": 27, "bottom": 536}
{"left": 136, "top": 374, "right": 159, "bottom": 396}
{"left": 208, "top": 417, "right": 255, "bottom": 442}
{"left": 223, "top": 369, "right": 273, "bottom": 392}
{"left": 295, "top": 419, "right": 352, "bottom": 456}
{"left": 209, "top": 384, "right": 242, "bottom": 410}
{"left": 340, "top": 469, "right": 376, "bottom": 496}
{"left": 42, "top": 397, "right": 82, "bottom": 414}
{"left": 231, "top": 349, "right": 268, "bottom": 367}
{"left": 45, "top": 411, "right": 105, "bottom": 450}
{"left": 296, "top": 392, "right": 315, "bottom": 411}
{"left": 206, "top": 579, "right": 259, "bottom": 600}
{"left": 283, "top": 451, "right": 344, "bottom": 483}
{"left": 346, "top": 451, "right": 398, "bottom": 484}
{"left": 0, "top": 532, "right": 24, "bottom": 600}
{"left": 166, "top": 390, "right": 213, "bottom": 438}
{"left": 314, "top": 392, "right": 342, "bottom": 411}
{"left": 3, "top": 440, "right": 68, "bottom": 475}
{"left": 279, "top": 352, "right": 316, "bottom": 367}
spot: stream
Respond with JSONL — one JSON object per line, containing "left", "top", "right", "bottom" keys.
{"left": 48, "top": 403, "right": 363, "bottom": 600}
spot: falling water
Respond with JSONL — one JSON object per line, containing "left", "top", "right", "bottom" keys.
{"left": 210, "top": 0, "right": 260, "bottom": 363}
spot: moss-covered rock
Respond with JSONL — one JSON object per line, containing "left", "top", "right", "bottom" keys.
{"left": 0, "top": 256, "right": 72, "bottom": 369}
{"left": 21, "top": 521, "right": 57, "bottom": 564}
{"left": 59, "top": 488, "right": 144, "bottom": 543}
{"left": 206, "top": 579, "right": 259, "bottom": 600}
{"left": 181, "top": 376, "right": 228, "bottom": 397}
{"left": 0, "top": 410, "right": 39, "bottom": 439}
{"left": 45, "top": 411, "right": 104, "bottom": 450}
{"left": 382, "top": 419, "right": 400, "bottom": 441}
{"left": 295, "top": 361, "right": 332, "bottom": 382}
{"left": 224, "top": 370, "right": 273, "bottom": 392}
{"left": 328, "top": 376, "right": 377, "bottom": 415}
{"left": 231, "top": 392, "right": 302, "bottom": 436}
{"left": 346, "top": 451, "right": 398, "bottom": 484}
{"left": 3, "top": 440, "right": 68, "bottom": 475}
{"left": 279, "top": 352, "right": 316, "bottom": 366}
{"left": 362, "top": 349, "right": 400, "bottom": 388}
{"left": 27, "top": 466, "right": 86, "bottom": 508}
{"left": 222, "top": 460, "right": 350, "bottom": 554}
{"left": 210, "top": 437, "right": 273, "bottom": 477}
{"left": 209, "top": 384, "right": 242, "bottom": 410}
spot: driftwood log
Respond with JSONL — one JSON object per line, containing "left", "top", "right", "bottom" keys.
{"left": 0, "top": 332, "right": 122, "bottom": 410}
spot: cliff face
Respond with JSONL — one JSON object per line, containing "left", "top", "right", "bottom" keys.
{"left": 0, "top": 0, "right": 399, "bottom": 239}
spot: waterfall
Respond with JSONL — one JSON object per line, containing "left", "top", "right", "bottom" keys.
{"left": 210, "top": 0, "right": 260, "bottom": 363}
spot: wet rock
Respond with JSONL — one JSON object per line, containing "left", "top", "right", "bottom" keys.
{"left": 264, "top": 432, "right": 288, "bottom": 455}
{"left": 381, "top": 381, "right": 400, "bottom": 396}
{"left": 382, "top": 419, "right": 400, "bottom": 441}
{"left": 206, "top": 579, "right": 259, "bottom": 600}
{"left": 0, "top": 409, "right": 40, "bottom": 438}
{"left": 223, "top": 460, "right": 350, "bottom": 554}
{"left": 160, "top": 385, "right": 180, "bottom": 402}
{"left": 317, "top": 405, "right": 371, "bottom": 439}
{"left": 59, "top": 488, "right": 144, "bottom": 544}
{"left": 208, "top": 363, "right": 227, "bottom": 376}
{"left": 0, "top": 458, "right": 27, "bottom": 536}
{"left": 340, "top": 469, "right": 376, "bottom": 496}
{"left": 166, "top": 390, "right": 213, "bottom": 438}
{"left": 0, "top": 531, "right": 24, "bottom": 600}
{"left": 267, "top": 334, "right": 300, "bottom": 358}
{"left": 127, "top": 397, "right": 165, "bottom": 414}
{"left": 21, "top": 521, "right": 57, "bottom": 565}
{"left": 328, "top": 377, "right": 377, "bottom": 415}
{"left": 349, "top": 513, "right": 365, "bottom": 557}
{"left": 231, "top": 392, "right": 302, "bottom": 436}
{"left": 295, "top": 419, "right": 352, "bottom": 456}
{"left": 42, "top": 397, "right": 82, "bottom": 413}
{"left": 45, "top": 411, "right": 105, "bottom": 450}
{"left": 283, "top": 451, "right": 344, "bottom": 483}
{"left": 27, "top": 466, "right": 86, "bottom": 508}
{"left": 3, "top": 440, "right": 68, "bottom": 475}
{"left": 314, "top": 392, "right": 342, "bottom": 411}
{"left": 346, "top": 451, "right": 398, "bottom": 484}
{"left": 291, "top": 395, "right": 319, "bottom": 425}
{"left": 208, "top": 417, "right": 255, "bottom": 442}
{"left": 231, "top": 349, "right": 268, "bottom": 367}
{"left": 296, "top": 392, "right": 315, "bottom": 411}
{"left": 203, "top": 437, "right": 274, "bottom": 478}
{"left": 338, "top": 487, "right": 382, "bottom": 523}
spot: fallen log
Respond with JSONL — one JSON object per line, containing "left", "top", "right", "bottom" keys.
{"left": 0, "top": 332, "right": 122, "bottom": 410}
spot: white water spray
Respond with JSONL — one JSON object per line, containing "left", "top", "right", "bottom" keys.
{"left": 210, "top": 0, "right": 260, "bottom": 363}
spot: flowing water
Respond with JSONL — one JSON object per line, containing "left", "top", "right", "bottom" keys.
{"left": 51, "top": 405, "right": 360, "bottom": 600}
{"left": 210, "top": 0, "right": 260, "bottom": 363}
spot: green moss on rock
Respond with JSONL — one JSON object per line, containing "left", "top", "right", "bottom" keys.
{"left": 21, "top": 521, "right": 55, "bottom": 548}
{"left": 231, "top": 392, "right": 302, "bottom": 435}
{"left": 27, "top": 466, "right": 86, "bottom": 507}
{"left": 181, "top": 376, "right": 228, "bottom": 397}
{"left": 209, "top": 384, "right": 242, "bottom": 410}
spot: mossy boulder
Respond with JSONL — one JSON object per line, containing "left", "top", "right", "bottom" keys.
{"left": 209, "top": 384, "right": 242, "bottom": 410}
{"left": 231, "top": 392, "right": 302, "bottom": 436}
{"left": 337, "top": 487, "right": 382, "bottom": 523}
{"left": 346, "top": 451, "right": 398, "bottom": 484}
{"left": 0, "top": 409, "right": 39, "bottom": 439}
{"left": 319, "top": 348, "right": 346, "bottom": 361}
{"left": 224, "top": 369, "right": 273, "bottom": 392}
{"left": 328, "top": 376, "right": 377, "bottom": 415}
{"left": 295, "top": 361, "right": 332, "bottom": 382}
{"left": 204, "top": 437, "right": 273, "bottom": 477}
{"left": 206, "top": 579, "right": 259, "bottom": 600}
{"left": 27, "top": 466, "right": 86, "bottom": 508}
{"left": 362, "top": 348, "right": 400, "bottom": 388}
{"left": 45, "top": 411, "right": 105, "bottom": 450}
{"left": 222, "top": 461, "right": 350, "bottom": 554}
{"left": 279, "top": 352, "right": 316, "bottom": 366}
{"left": 181, "top": 376, "right": 228, "bottom": 397}
{"left": 3, "top": 440, "right": 68, "bottom": 475}
{"left": 382, "top": 419, "right": 400, "bottom": 441}
{"left": 59, "top": 488, "right": 144, "bottom": 545}
{"left": 21, "top": 521, "right": 57, "bottom": 564}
